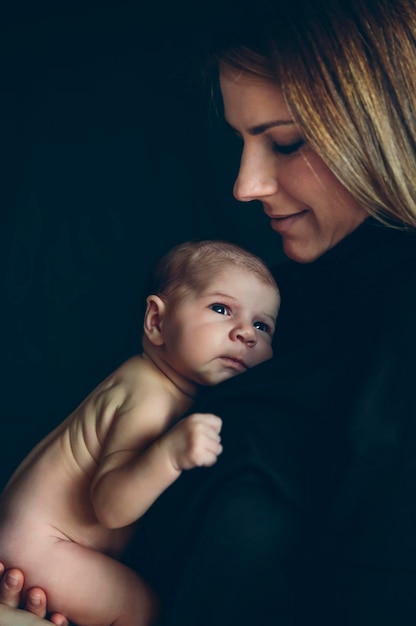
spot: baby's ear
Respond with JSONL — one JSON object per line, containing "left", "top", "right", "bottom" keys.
{"left": 143, "top": 295, "right": 166, "bottom": 346}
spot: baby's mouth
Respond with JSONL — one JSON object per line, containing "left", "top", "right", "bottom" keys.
{"left": 220, "top": 356, "right": 247, "bottom": 371}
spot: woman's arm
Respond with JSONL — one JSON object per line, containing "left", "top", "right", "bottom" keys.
{"left": 0, "top": 564, "right": 68, "bottom": 626}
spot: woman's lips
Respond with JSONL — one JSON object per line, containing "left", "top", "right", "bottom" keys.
{"left": 268, "top": 210, "right": 308, "bottom": 233}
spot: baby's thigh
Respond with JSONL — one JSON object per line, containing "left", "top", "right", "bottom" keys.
{"left": 37, "top": 539, "right": 157, "bottom": 626}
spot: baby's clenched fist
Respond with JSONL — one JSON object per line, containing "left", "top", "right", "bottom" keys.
{"left": 165, "top": 413, "right": 223, "bottom": 471}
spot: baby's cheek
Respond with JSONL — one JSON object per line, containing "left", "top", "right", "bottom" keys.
{"left": 256, "top": 344, "right": 273, "bottom": 366}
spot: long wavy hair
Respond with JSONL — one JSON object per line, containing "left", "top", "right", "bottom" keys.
{"left": 206, "top": 0, "right": 416, "bottom": 228}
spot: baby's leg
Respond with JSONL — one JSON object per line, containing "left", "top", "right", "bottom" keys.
{"left": 27, "top": 539, "right": 157, "bottom": 626}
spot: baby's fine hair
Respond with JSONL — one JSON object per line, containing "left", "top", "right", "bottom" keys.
{"left": 149, "top": 239, "right": 278, "bottom": 304}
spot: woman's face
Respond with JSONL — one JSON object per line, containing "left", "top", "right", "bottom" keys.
{"left": 220, "top": 68, "right": 368, "bottom": 263}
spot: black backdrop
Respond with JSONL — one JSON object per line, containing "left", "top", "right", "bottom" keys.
{"left": 1, "top": 1, "right": 284, "bottom": 488}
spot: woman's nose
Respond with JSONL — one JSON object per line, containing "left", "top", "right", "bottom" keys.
{"left": 233, "top": 147, "right": 279, "bottom": 202}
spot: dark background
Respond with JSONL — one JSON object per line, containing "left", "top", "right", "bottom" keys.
{"left": 1, "top": 1, "right": 284, "bottom": 488}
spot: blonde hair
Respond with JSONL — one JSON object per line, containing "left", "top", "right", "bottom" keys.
{"left": 208, "top": 0, "right": 416, "bottom": 228}
{"left": 149, "top": 239, "right": 278, "bottom": 304}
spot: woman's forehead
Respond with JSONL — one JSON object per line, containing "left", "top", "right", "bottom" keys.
{"left": 219, "top": 69, "right": 293, "bottom": 129}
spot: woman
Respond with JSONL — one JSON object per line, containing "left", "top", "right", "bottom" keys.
{"left": 2, "top": 0, "right": 416, "bottom": 623}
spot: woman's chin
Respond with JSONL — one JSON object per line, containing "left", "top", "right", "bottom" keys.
{"left": 282, "top": 239, "right": 323, "bottom": 264}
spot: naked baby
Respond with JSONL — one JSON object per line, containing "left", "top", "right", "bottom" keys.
{"left": 0, "top": 240, "right": 280, "bottom": 626}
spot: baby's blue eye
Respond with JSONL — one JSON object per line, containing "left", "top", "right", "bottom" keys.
{"left": 253, "top": 321, "right": 269, "bottom": 333}
{"left": 273, "top": 139, "right": 304, "bottom": 156}
{"left": 210, "top": 303, "right": 230, "bottom": 315}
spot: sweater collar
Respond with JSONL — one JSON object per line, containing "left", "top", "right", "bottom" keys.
{"left": 274, "top": 218, "right": 416, "bottom": 299}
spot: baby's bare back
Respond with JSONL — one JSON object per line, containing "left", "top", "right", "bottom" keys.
{"left": 0, "top": 356, "right": 184, "bottom": 624}
{"left": 0, "top": 357, "right": 159, "bottom": 567}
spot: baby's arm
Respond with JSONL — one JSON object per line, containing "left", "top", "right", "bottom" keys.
{"left": 91, "top": 402, "right": 222, "bottom": 529}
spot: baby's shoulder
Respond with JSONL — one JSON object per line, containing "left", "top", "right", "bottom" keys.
{"left": 77, "top": 356, "right": 168, "bottom": 427}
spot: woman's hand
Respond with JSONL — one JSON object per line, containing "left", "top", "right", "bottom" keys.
{"left": 0, "top": 563, "right": 68, "bottom": 625}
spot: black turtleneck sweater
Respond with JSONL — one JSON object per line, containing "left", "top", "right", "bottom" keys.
{"left": 132, "top": 219, "right": 416, "bottom": 626}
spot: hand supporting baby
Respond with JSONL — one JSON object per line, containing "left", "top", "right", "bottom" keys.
{"left": 0, "top": 563, "right": 68, "bottom": 626}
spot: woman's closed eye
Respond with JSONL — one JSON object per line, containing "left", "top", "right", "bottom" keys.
{"left": 272, "top": 138, "right": 305, "bottom": 156}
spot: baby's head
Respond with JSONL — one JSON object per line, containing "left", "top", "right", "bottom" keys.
{"left": 148, "top": 239, "right": 278, "bottom": 304}
{"left": 143, "top": 239, "right": 280, "bottom": 387}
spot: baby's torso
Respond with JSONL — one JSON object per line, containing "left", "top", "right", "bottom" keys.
{"left": 0, "top": 386, "right": 133, "bottom": 556}
{"left": 0, "top": 355, "right": 192, "bottom": 562}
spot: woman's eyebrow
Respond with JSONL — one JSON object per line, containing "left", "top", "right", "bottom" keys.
{"left": 248, "top": 120, "right": 295, "bottom": 135}
{"left": 224, "top": 119, "right": 295, "bottom": 136}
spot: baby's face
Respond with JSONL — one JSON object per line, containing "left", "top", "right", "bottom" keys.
{"left": 162, "top": 268, "right": 280, "bottom": 386}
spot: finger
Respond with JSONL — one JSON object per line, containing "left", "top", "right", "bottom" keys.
{"left": 195, "top": 423, "right": 222, "bottom": 446}
{"left": 25, "top": 588, "right": 48, "bottom": 618}
{"left": 199, "top": 440, "right": 223, "bottom": 466}
{"left": 50, "top": 612, "right": 70, "bottom": 626}
{"left": 204, "top": 428, "right": 222, "bottom": 443}
{"left": 191, "top": 413, "right": 223, "bottom": 431}
{"left": 0, "top": 568, "right": 24, "bottom": 608}
{"left": 26, "top": 589, "right": 69, "bottom": 624}
{"left": 206, "top": 440, "right": 223, "bottom": 457}
{"left": 204, "top": 414, "right": 223, "bottom": 432}
{"left": 201, "top": 447, "right": 223, "bottom": 466}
